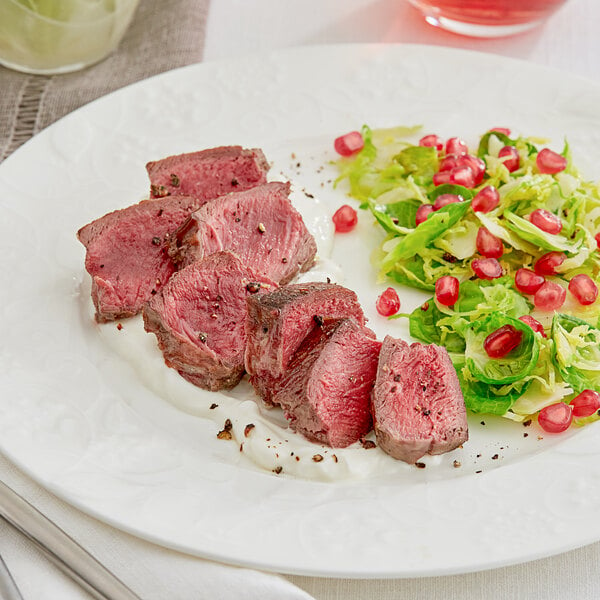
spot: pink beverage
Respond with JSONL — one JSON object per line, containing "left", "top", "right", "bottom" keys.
{"left": 408, "top": 0, "right": 568, "bottom": 37}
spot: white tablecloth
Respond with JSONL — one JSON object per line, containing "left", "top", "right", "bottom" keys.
{"left": 2, "top": 0, "right": 600, "bottom": 598}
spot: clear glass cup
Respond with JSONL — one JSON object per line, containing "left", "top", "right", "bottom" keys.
{"left": 0, "top": 0, "right": 140, "bottom": 75}
{"left": 407, "top": 0, "right": 569, "bottom": 37}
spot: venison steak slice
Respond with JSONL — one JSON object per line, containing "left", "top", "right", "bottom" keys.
{"left": 244, "top": 282, "right": 365, "bottom": 404}
{"left": 143, "top": 251, "right": 276, "bottom": 391}
{"left": 273, "top": 318, "right": 381, "bottom": 448}
{"left": 168, "top": 181, "right": 317, "bottom": 285}
{"left": 371, "top": 336, "right": 468, "bottom": 463}
{"left": 146, "top": 146, "right": 269, "bottom": 200}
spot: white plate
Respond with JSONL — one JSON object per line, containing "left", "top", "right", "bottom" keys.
{"left": 2, "top": 44, "right": 600, "bottom": 578}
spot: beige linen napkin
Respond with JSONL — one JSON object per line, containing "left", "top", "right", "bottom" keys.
{"left": 0, "top": 0, "right": 209, "bottom": 160}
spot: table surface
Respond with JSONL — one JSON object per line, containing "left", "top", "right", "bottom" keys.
{"left": 202, "top": 1, "right": 600, "bottom": 598}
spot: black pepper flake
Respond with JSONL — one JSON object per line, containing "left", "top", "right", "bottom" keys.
{"left": 393, "top": 374, "right": 402, "bottom": 382}
{"left": 235, "top": 217, "right": 241, "bottom": 222}
{"left": 170, "top": 173, "right": 180, "bottom": 187}
{"left": 231, "top": 177, "right": 239, "bottom": 186}
{"left": 150, "top": 289, "right": 157, "bottom": 295}
{"left": 209, "top": 403, "right": 218, "bottom": 410}
{"left": 491, "top": 454, "right": 499, "bottom": 460}
{"left": 523, "top": 432, "right": 529, "bottom": 437}
{"left": 281, "top": 257, "right": 288, "bottom": 263}
{"left": 312, "top": 454, "right": 324, "bottom": 462}
{"left": 304, "top": 192, "right": 314, "bottom": 198}
{"left": 443, "top": 253, "right": 457, "bottom": 263}
{"left": 223, "top": 419, "right": 232, "bottom": 432}
{"left": 151, "top": 184, "right": 170, "bottom": 197}
{"left": 360, "top": 439, "right": 376, "bottom": 450}
{"left": 326, "top": 277, "right": 331, "bottom": 284}
{"left": 100, "top": 264, "right": 104, "bottom": 268}
{"left": 475, "top": 470, "right": 483, "bottom": 474}
{"left": 157, "top": 209, "right": 164, "bottom": 217}
{"left": 151, "top": 236, "right": 161, "bottom": 246}
{"left": 273, "top": 466, "right": 283, "bottom": 474}
{"left": 239, "top": 443, "right": 244, "bottom": 452}
{"left": 453, "top": 460, "right": 461, "bottom": 468}
{"left": 423, "top": 409, "right": 431, "bottom": 416}
{"left": 415, "top": 462, "right": 426, "bottom": 469}
{"left": 523, "top": 419, "right": 532, "bottom": 427}
{"left": 244, "top": 423, "right": 255, "bottom": 437}
{"left": 476, "top": 453, "right": 482, "bottom": 458}
{"left": 198, "top": 332, "right": 208, "bottom": 343}
{"left": 332, "top": 454, "right": 338, "bottom": 463}
{"left": 313, "top": 315, "right": 324, "bottom": 327}
{"left": 480, "top": 421, "right": 486, "bottom": 426}
{"left": 246, "top": 282, "right": 261, "bottom": 294}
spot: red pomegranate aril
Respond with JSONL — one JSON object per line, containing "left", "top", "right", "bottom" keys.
{"left": 419, "top": 134, "right": 444, "bottom": 151}
{"left": 472, "top": 257, "right": 502, "bottom": 280}
{"left": 332, "top": 204, "right": 358, "bottom": 233}
{"left": 515, "top": 268, "right": 545, "bottom": 295}
{"left": 445, "top": 137, "right": 468, "bottom": 156}
{"left": 518, "top": 315, "right": 546, "bottom": 337}
{"left": 490, "top": 127, "right": 511, "bottom": 136}
{"left": 433, "top": 193, "right": 463, "bottom": 211}
{"left": 534, "top": 281, "right": 566, "bottom": 311}
{"left": 498, "top": 145, "right": 520, "bottom": 172}
{"left": 448, "top": 166, "right": 476, "bottom": 188}
{"left": 529, "top": 209, "right": 562, "bottom": 234}
{"left": 439, "top": 154, "right": 460, "bottom": 172}
{"left": 476, "top": 227, "right": 504, "bottom": 258}
{"left": 483, "top": 324, "right": 523, "bottom": 358}
{"left": 534, "top": 251, "right": 566, "bottom": 276}
{"left": 334, "top": 131, "right": 364, "bottom": 157}
{"left": 433, "top": 170, "right": 452, "bottom": 186}
{"left": 459, "top": 155, "right": 486, "bottom": 185}
{"left": 435, "top": 276, "right": 459, "bottom": 306}
{"left": 538, "top": 402, "right": 573, "bottom": 433}
{"left": 415, "top": 204, "right": 435, "bottom": 226}
{"left": 568, "top": 274, "right": 599, "bottom": 306}
{"left": 570, "top": 390, "right": 600, "bottom": 418}
{"left": 537, "top": 148, "right": 567, "bottom": 174}
{"left": 596, "top": 232, "right": 600, "bottom": 249}
{"left": 472, "top": 185, "right": 500, "bottom": 213}
{"left": 376, "top": 287, "right": 401, "bottom": 317}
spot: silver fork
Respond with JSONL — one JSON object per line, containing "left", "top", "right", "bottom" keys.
{"left": 0, "top": 553, "right": 24, "bottom": 600}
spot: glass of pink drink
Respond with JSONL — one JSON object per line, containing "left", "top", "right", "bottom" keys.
{"left": 407, "top": 0, "right": 569, "bottom": 37}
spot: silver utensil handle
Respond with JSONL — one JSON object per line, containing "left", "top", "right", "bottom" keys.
{"left": 0, "top": 554, "right": 24, "bottom": 600}
{"left": 0, "top": 480, "right": 140, "bottom": 600}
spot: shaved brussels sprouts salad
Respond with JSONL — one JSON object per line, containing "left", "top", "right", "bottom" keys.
{"left": 334, "top": 125, "right": 600, "bottom": 433}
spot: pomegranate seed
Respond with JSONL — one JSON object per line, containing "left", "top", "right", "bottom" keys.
{"left": 490, "top": 127, "right": 511, "bottom": 136}
{"left": 529, "top": 209, "right": 562, "bottom": 234}
{"left": 434, "top": 170, "right": 455, "bottom": 186}
{"left": 596, "top": 232, "right": 600, "bottom": 249}
{"left": 476, "top": 227, "right": 504, "bottom": 258}
{"left": 534, "top": 251, "right": 566, "bottom": 276}
{"left": 483, "top": 325, "right": 523, "bottom": 358}
{"left": 570, "top": 390, "right": 600, "bottom": 418}
{"left": 415, "top": 204, "right": 434, "bottom": 226}
{"left": 471, "top": 257, "right": 503, "bottom": 280}
{"left": 538, "top": 402, "right": 573, "bottom": 433}
{"left": 472, "top": 185, "right": 500, "bottom": 213}
{"left": 334, "top": 131, "right": 364, "bottom": 156}
{"left": 515, "top": 268, "right": 545, "bottom": 295}
{"left": 458, "top": 155, "right": 486, "bottom": 185}
{"left": 534, "top": 281, "right": 566, "bottom": 311}
{"left": 439, "top": 154, "right": 460, "bottom": 172}
{"left": 518, "top": 315, "right": 546, "bottom": 337}
{"left": 568, "top": 274, "right": 599, "bottom": 305}
{"left": 419, "top": 134, "right": 444, "bottom": 151}
{"left": 332, "top": 205, "right": 358, "bottom": 233}
{"left": 498, "top": 145, "right": 520, "bottom": 172}
{"left": 445, "top": 137, "right": 468, "bottom": 155}
{"left": 433, "top": 193, "right": 463, "bottom": 210}
{"left": 536, "top": 148, "right": 567, "bottom": 174}
{"left": 435, "top": 276, "right": 459, "bottom": 306}
{"left": 484, "top": 324, "right": 523, "bottom": 358}
{"left": 376, "top": 287, "right": 401, "bottom": 317}
{"left": 448, "top": 166, "right": 476, "bottom": 188}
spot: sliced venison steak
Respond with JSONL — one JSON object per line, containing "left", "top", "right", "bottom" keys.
{"left": 273, "top": 318, "right": 381, "bottom": 448}
{"left": 244, "top": 282, "right": 365, "bottom": 404}
{"left": 372, "top": 336, "right": 468, "bottom": 464}
{"left": 168, "top": 181, "right": 317, "bottom": 284}
{"left": 143, "top": 251, "right": 276, "bottom": 391}
{"left": 146, "top": 146, "right": 269, "bottom": 200}
{"left": 78, "top": 195, "right": 204, "bottom": 322}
